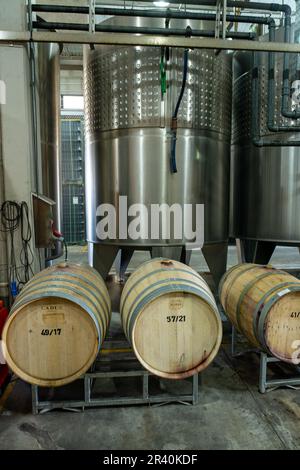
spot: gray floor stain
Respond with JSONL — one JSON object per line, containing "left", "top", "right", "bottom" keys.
{"left": 19, "top": 422, "right": 64, "bottom": 450}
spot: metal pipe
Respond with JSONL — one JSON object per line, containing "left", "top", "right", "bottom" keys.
{"left": 31, "top": 4, "right": 277, "bottom": 25}
{"left": 32, "top": 0, "right": 219, "bottom": 9}
{"left": 31, "top": 0, "right": 291, "bottom": 12}
{"left": 253, "top": 26, "right": 300, "bottom": 146}
{"left": 228, "top": 2, "right": 299, "bottom": 123}
{"left": 32, "top": 21, "right": 255, "bottom": 39}
{"left": 281, "top": 14, "right": 300, "bottom": 119}
{"left": 266, "top": 23, "right": 300, "bottom": 132}
{"left": 227, "top": 1, "right": 291, "bottom": 14}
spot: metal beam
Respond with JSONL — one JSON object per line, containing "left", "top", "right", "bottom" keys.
{"left": 0, "top": 31, "right": 300, "bottom": 53}
{"left": 34, "top": 32, "right": 300, "bottom": 52}
{"left": 0, "top": 31, "right": 30, "bottom": 43}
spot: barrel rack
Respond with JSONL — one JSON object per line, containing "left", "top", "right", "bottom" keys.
{"left": 231, "top": 326, "right": 300, "bottom": 393}
{"left": 31, "top": 329, "right": 200, "bottom": 414}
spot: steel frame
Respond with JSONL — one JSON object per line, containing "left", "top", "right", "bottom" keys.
{"left": 231, "top": 326, "right": 300, "bottom": 393}
{"left": 31, "top": 339, "right": 200, "bottom": 414}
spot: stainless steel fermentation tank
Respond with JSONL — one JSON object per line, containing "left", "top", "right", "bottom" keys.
{"left": 232, "top": 43, "right": 300, "bottom": 264}
{"left": 83, "top": 18, "right": 232, "bottom": 283}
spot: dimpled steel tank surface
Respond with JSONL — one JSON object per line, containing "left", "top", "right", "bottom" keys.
{"left": 83, "top": 19, "right": 232, "bottom": 283}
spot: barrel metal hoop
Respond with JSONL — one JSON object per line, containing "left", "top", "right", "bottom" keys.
{"left": 17, "top": 272, "right": 110, "bottom": 318}
{"left": 25, "top": 266, "right": 106, "bottom": 293}
{"left": 13, "top": 277, "right": 110, "bottom": 324}
{"left": 127, "top": 282, "right": 217, "bottom": 340}
{"left": 220, "top": 264, "right": 259, "bottom": 313}
{"left": 257, "top": 285, "right": 300, "bottom": 353}
{"left": 124, "top": 276, "right": 216, "bottom": 334}
{"left": 122, "top": 267, "right": 205, "bottom": 313}
{"left": 235, "top": 271, "right": 280, "bottom": 334}
{"left": 12, "top": 285, "right": 107, "bottom": 340}
{"left": 252, "top": 282, "right": 300, "bottom": 345}
{"left": 11, "top": 291, "right": 102, "bottom": 350}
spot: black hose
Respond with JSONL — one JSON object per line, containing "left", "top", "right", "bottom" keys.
{"left": 170, "top": 49, "right": 189, "bottom": 174}
{"left": 173, "top": 50, "right": 189, "bottom": 118}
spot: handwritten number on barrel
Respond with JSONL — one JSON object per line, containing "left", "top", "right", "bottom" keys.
{"left": 41, "top": 328, "right": 62, "bottom": 336}
{"left": 166, "top": 316, "right": 186, "bottom": 323}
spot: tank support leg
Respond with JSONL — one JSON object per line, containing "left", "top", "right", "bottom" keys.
{"left": 181, "top": 247, "right": 192, "bottom": 266}
{"left": 202, "top": 242, "right": 228, "bottom": 289}
{"left": 114, "top": 248, "right": 134, "bottom": 282}
{"left": 253, "top": 241, "right": 276, "bottom": 265}
{"left": 238, "top": 240, "right": 276, "bottom": 264}
{"left": 237, "top": 239, "right": 257, "bottom": 263}
{"left": 88, "top": 243, "right": 119, "bottom": 279}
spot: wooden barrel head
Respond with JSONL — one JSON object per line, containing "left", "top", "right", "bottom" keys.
{"left": 131, "top": 291, "right": 222, "bottom": 379}
{"left": 265, "top": 291, "right": 300, "bottom": 363}
{"left": 2, "top": 297, "right": 99, "bottom": 387}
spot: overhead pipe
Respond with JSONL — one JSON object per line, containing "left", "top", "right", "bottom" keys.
{"left": 32, "top": 21, "right": 255, "bottom": 39}
{"left": 251, "top": 18, "right": 300, "bottom": 145}
{"left": 31, "top": 4, "right": 283, "bottom": 26}
{"left": 267, "top": 24, "right": 300, "bottom": 132}
{"left": 32, "top": 0, "right": 220, "bottom": 10}
{"left": 32, "top": 2, "right": 300, "bottom": 140}
{"left": 227, "top": 2, "right": 300, "bottom": 122}
{"left": 226, "top": 0, "right": 300, "bottom": 138}
{"left": 280, "top": 13, "right": 300, "bottom": 119}
{"left": 252, "top": 37, "right": 300, "bottom": 146}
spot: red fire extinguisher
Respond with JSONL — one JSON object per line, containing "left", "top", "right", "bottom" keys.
{"left": 0, "top": 300, "right": 9, "bottom": 393}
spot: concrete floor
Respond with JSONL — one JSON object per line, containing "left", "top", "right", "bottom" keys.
{"left": 1, "top": 245, "right": 300, "bottom": 450}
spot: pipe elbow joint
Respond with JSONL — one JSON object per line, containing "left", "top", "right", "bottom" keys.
{"left": 281, "top": 4, "right": 292, "bottom": 16}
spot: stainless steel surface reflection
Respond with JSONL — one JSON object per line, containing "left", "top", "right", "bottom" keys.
{"left": 84, "top": 44, "right": 231, "bottom": 246}
{"left": 83, "top": 17, "right": 232, "bottom": 281}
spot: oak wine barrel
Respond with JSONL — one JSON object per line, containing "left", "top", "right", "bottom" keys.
{"left": 219, "top": 263, "right": 300, "bottom": 363}
{"left": 2, "top": 263, "right": 111, "bottom": 387}
{"left": 120, "top": 258, "right": 222, "bottom": 379}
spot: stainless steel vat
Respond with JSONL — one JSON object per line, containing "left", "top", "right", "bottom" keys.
{"left": 83, "top": 18, "right": 232, "bottom": 282}
{"left": 232, "top": 47, "right": 300, "bottom": 263}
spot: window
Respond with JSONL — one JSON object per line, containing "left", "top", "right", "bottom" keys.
{"left": 62, "top": 95, "right": 84, "bottom": 110}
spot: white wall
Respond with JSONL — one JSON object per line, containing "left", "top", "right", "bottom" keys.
{"left": 0, "top": 0, "right": 39, "bottom": 297}
{"left": 61, "top": 69, "right": 83, "bottom": 96}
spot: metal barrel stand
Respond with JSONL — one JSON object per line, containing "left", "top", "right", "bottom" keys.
{"left": 31, "top": 336, "right": 200, "bottom": 414}
{"left": 231, "top": 326, "right": 300, "bottom": 393}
